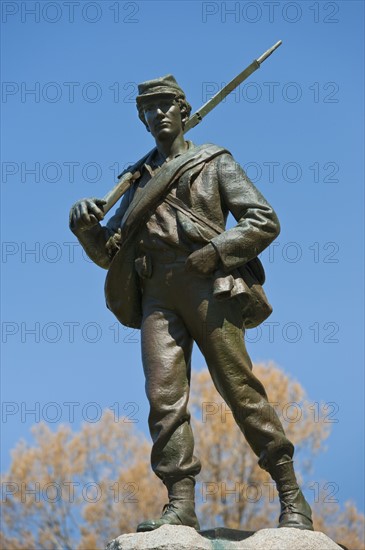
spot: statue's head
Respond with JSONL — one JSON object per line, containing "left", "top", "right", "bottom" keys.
{"left": 136, "top": 74, "right": 192, "bottom": 133}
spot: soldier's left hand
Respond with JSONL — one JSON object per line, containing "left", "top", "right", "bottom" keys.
{"left": 185, "top": 243, "right": 219, "bottom": 277}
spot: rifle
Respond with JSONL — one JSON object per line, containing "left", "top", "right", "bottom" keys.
{"left": 102, "top": 40, "right": 282, "bottom": 214}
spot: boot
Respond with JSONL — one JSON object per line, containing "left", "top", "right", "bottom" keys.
{"left": 136, "top": 476, "right": 200, "bottom": 532}
{"left": 268, "top": 455, "right": 313, "bottom": 530}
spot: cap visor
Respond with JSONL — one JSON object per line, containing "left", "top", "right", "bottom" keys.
{"left": 136, "top": 91, "right": 176, "bottom": 105}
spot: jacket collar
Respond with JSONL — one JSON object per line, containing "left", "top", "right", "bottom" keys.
{"left": 142, "top": 140, "right": 194, "bottom": 176}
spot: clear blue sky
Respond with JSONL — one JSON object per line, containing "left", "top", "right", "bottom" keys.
{"left": 1, "top": 0, "right": 364, "bottom": 518}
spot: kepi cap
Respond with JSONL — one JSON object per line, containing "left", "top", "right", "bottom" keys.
{"left": 136, "top": 74, "right": 185, "bottom": 108}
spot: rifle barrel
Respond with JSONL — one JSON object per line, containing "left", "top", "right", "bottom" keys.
{"left": 102, "top": 40, "right": 283, "bottom": 214}
{"left": 185, "top": 40, "right": 282, "bottom": 133}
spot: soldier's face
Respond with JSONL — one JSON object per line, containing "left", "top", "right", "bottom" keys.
{"left": 143, "top": 97, "right": 184, "bottom": 140}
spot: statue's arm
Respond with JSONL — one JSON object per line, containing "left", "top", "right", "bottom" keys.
{"left": 69, "top": 190, "right": 131, "bottom": 269}
{"left": 211, "top": 153, "right": 280, "bottom": 271}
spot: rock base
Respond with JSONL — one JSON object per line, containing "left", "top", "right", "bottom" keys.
{"left": 105, "top": 525, "right": 344, "bottom": 550}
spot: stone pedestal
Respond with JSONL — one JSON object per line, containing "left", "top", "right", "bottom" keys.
{"left": 105, "top": 525, "right": 345, "bottom": 550}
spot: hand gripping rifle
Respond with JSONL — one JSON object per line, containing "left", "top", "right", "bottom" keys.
{"left": 102, "top": 40, "right": 282, "bottom": 214}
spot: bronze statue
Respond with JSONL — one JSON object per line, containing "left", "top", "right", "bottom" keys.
{"left": 69, "top": 61, "right": 313, "bottom": 533}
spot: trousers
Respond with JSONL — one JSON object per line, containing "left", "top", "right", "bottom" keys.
{"left": 139, "top": 249, "right": 294, "bottom": 482}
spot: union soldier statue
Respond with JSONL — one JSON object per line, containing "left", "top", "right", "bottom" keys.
{"left": 69, "top": 74, "right": 313, "bottom": 532}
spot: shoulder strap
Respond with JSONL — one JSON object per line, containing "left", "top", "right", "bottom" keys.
{"left": 165, "top": 195, "right": 223, "bottom": 236}
{"left": 120, "top": 144, "right": 228, "bottom": 243}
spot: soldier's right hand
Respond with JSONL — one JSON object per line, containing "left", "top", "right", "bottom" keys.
{"left": 69, "top": 198, "right": 106, "bottom": 232}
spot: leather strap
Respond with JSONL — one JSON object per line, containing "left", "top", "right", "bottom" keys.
{"left": 120, "top": 144, "right": 228, "bottom": 244}
{"left": 165, "top": 195, "right": 223, "bottom": 236}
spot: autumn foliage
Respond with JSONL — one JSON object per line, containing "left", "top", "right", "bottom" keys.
{"left": 1, "top": 363, "right": 364, "bottom": 549}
